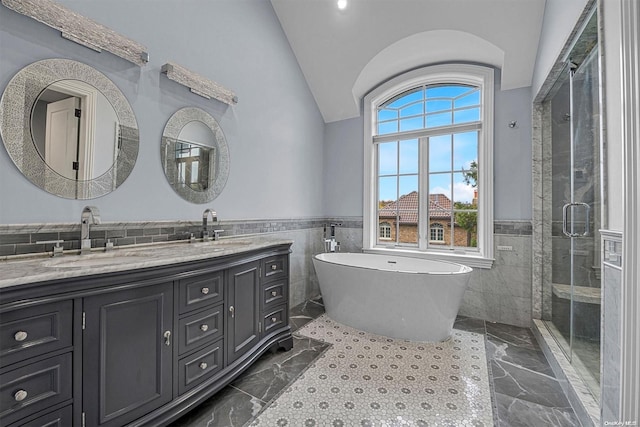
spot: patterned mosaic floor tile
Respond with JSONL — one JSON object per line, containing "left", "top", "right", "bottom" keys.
{"left": 250, "top": 315, "right": 494, "bottom": 427}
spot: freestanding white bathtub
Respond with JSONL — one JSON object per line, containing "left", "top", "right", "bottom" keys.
{"left": 313, "top": 252, "right": 473, "bottom": 342}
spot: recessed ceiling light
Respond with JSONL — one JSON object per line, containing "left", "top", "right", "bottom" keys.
{"left": 337, "top": 0, "right": 347, "bottom": 10}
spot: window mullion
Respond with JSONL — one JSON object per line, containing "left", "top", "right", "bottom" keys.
{"left": 395, "top": 141, "right": 400, "bottom": 245}
{"left": 449, "top": 134, "right": 455, "bottom": 249}
{"left": 419, "top": 136, "right": 429, "bottom": 251}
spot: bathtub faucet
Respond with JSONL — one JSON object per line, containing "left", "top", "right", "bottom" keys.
{"left": 324, "top": 222, "right": 342, "bottom": 252}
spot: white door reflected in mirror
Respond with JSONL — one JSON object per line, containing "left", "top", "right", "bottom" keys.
{"left": 32, "top": 79, "right": 120, "bottom": 183}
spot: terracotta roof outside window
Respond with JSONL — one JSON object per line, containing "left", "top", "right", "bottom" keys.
{"left": 378, "top": 191, "right": 452, "bottom": 224}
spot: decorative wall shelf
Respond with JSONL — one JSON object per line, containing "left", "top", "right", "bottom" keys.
{"left": 1, "top": 0, "right": 149, "bottom": 66}
{"left": 161, "top": 62, "right": 238, "bottom": 105}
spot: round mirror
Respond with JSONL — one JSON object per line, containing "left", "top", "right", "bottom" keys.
{"left": 0, "top": 59, "right": 139, "bottom": 199}
{"left": 161, "top": 107, "right": 229, "bottom": 203}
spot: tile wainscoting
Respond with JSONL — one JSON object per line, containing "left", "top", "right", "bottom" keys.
{"left": 0, "top": 218, "right": 531, "bottom": 327}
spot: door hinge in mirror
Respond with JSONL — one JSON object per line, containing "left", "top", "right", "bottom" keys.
{"left": 72, "top": 161, "right": 79, "bottom": 170}
{"left": 75, "top": 108, "right": 81, "bottom": 118}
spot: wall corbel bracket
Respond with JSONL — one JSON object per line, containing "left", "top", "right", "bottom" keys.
{"left": 161, "top": 62, "right": 238, "bottom": 105}
{"left": 1, "top": 0, "right": 150, "bottom": 66}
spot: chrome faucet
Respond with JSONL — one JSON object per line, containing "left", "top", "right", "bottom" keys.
{"left": 81, "top": 206, "right": 101, "bottom": 254}
{"left": 202, "top": 208, "right": 219, "bottom": 241}
{"left": 324, "top": 222, "right": 342, "bottom": 252}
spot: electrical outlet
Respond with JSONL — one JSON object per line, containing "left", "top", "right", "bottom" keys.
{"left": 497, "top": 245, "right": 513, "bottom": 251}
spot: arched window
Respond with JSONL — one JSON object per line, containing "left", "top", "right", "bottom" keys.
{"left": 430, "top": 223, "right": 444, "bottom": 242}
{"left": 379, "top": 222, "right": 392, "bottom": 239}
{"left": 363, "top": 64, "right": 494, "bottom": 268}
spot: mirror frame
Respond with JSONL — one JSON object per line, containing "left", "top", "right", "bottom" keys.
{"left": 0, "top": 58, "right": 139, "bottom": 199}
{"left": 161, "top": 107, "right": 230, "bottom": 204}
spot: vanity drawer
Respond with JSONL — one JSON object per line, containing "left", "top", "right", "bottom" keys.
{"left": 262, "top": 305, "right": 288, "bottom": 336}
{"left": 0, "top": 301, "right": 73, "bottom": 368}
{"left": 261, "top": 255, "right": 288, "bottom": 283}
{"left": 178, "top": 339, "right": 223, "bottom": 394}
{"left": 262, "top": 280, "right": 287, "bottom": 311}
{"left": 178, "top": 271, "right": 224, "bottom": 314}
{"left": 178, "top": 304, "right": 224, "bottom": 355}
{"left": 0, "top": 353, "right": 72, "bottom": 426}
{"left": 9, "top": 405, "right": 72, "bottom": 427}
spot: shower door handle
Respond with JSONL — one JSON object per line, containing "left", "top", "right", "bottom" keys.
{"left": 562, "top": 202, "right": 591, "bottom": 237}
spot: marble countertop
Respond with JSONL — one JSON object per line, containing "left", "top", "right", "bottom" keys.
{"left": 0, "top": 236, "right": 293, "bottom": 290}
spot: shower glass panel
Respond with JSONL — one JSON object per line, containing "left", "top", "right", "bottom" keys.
{"left": 544, "top": 22, "right": 601, "bottom": 399}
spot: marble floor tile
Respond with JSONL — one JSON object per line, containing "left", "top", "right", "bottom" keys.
{"left": 167, "top": 385, "right": 263, "bottom": 427}
{"left": 231, "top": 335, "right": 331, "bottom": 403}
{"left": 494, "top": 392, "right": 579, "bottom": 427}
{"left": 251, "top": 315, "right": 494, "bottom": 427}
{"left": 172, "top": 298, "right": 581, "bottom": 427}
{"left": 491, "top": 359, "right": 571, "bottom": 409}
{"left": 486, "top": 335, "right": 555, "bottom": 377}
{"left": 485, "top": 322, "right": 541, "bottom": 352}
{"left": 290, "top": 296, "right": 325, "bottom": 332}
{"left": 455, "top": 315, "right": 488, "bottom": 334}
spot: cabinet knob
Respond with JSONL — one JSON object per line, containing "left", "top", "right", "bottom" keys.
{"left": 271, "top": 290, "right": 278, "bottom": 297}
{"left": 271, "top": 264, "right": 277, "bottom": 271}
{"left": 14, "top": 389, "right": 28, "bottom": 402}
{"left": 14, "top": 331, "right": 28, "bottom": 342}
{"left": 201, "top": 287, "right": 210, "bottom": 295}
{"left": 200, "top": 324, "right": 209, "bottom": 332}
{"left": 199, "top": 362, "right": 208, "bottom": 370}
{"left": 271, "top": 317, "right": 278, "bottom": 323}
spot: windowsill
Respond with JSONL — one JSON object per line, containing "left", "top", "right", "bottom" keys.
{"left": 363, "top": 247, "right": 494, "bottom": 269}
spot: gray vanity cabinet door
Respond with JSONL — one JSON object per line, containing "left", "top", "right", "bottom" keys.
{"left": 82, "top": 283, "right": 173, "bottom": 427}
{"left": 226, "top": 261, "right": 261, "bottom": 364}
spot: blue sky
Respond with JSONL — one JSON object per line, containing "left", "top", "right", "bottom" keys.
{"left": 377, "top": 131, "right": 478, "bottom": 204}
{"left": 377, "top": 85, "right": 479, "bottom": 205}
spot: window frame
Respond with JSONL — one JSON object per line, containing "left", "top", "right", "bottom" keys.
{"left": 430, "top": 223, "right": 445, "bottom": 243}
{"left": 363, "top": 64, "right": 494, "bottom": 268}
{"left": 379, "top": 222, "right": 392, "bottom": 240}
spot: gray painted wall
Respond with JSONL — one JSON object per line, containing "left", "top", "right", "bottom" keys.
{"left": 323, "top": 70, "right": 533, "bottom": 221}
{"left": 0, "top": 0, "right": 325, "bottom": 224}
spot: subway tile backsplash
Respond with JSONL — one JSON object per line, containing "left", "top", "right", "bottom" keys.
{"left": 0, "top": 218, "right": 359, "bottom": 258}
{"left": 0, "top": 218, "right": 528, "bottom": 258}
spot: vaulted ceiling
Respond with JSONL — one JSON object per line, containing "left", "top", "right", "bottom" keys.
{"left": 271, "top": 0, "right": 546, "bottom": 123}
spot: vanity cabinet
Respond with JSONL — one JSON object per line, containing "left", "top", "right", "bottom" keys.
{"left": 0, "top": 242, "right": 292, "bottom": 427}
{"left": 226, "top": 261, "right": 261, "bottom": 364}
{"left": 82, "top": 283, "right": 174, "bottom": 427}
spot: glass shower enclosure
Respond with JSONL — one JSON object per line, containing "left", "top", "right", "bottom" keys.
{"left": 542, "top": 10, "right": 602, "bottom": 399}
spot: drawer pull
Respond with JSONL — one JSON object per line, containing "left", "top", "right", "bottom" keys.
{"left": 271, "top": 264, "right": 277, "bottom": 271}
{"left": 271, "top": 290, "right": 278, "bottom": 297}
{"left": 14, "top": 389, "right": 28, "bottom": 402}
{"left": 14, "top": 331, "right": 28, "bottom": 342}
{"left": 200, "top": 324, "right": 209, "bottom": 332}
{"left": 201, "top": 287, "right": 210, "bottom": 295}
{"left": 271, "top": 317, "right": 278, "bottom": 323}
{"left": 199, "top": 362, "right": 208, "bottom": 370}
